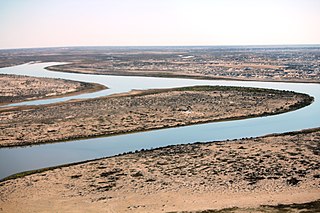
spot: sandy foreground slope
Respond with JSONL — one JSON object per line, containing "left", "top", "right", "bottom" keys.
{"left": 1, "top": 128, "right": 319, "bottom": 212}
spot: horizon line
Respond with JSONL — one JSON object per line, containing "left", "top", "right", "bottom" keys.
{"left": 1, "top": 43, "right": 320, "bottom": 51}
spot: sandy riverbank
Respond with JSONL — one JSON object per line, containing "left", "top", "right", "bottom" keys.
{"left": 1, "top": 128, "right": 319, "bottom": 212}
{"left": 0, "top": 86, "right": 313, "bottom": 147}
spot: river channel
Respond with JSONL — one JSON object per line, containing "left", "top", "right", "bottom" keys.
{"left": 0, "top": 62, "right": 319, "bottom": 179}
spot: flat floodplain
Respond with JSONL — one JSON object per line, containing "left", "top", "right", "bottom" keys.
{"left": 44, "top": 46, "right": 320, "bottom": 84}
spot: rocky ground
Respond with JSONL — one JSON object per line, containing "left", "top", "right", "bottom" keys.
{"left": 0, "top": 74, "right": 106, "bottom": 105}
{"left": 1, "top": 128, "right": 319, "bottom": 213}
{"left": 0, "top": 86, "right": 313, "bottom": 147}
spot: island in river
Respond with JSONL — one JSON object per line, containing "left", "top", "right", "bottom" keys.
{"left": 0, "top": 85, "right": 313, "bottom": 147}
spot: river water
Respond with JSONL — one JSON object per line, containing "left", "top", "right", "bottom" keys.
{"left": 0, "top": 62, "right": 319, "bottom": 179}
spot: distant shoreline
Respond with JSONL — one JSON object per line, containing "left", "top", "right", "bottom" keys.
{"left": 46, "top": 64, "right": 320, "bottom": 85}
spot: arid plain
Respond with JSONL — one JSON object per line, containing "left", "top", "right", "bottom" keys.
{"left": 0, "top": 47, "right": 319, "bottom": 212}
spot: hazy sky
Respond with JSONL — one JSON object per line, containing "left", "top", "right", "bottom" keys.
{"left": 1, "top": 0, "right": 319, "bottom": 49}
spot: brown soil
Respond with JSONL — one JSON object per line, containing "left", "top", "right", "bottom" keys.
{"left": 1, "top": 128, "right": 319, "bottom": 213}
{"left": 0, "top": 74, "right": 106, "bottom": 106}
{"left": 0, "top": 86, "right": 313, "bottom": 147}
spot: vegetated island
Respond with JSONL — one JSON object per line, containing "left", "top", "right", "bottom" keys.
{"left": 0, "top": 74, "right": 106, "bottom": 106}
{"left": 1, "top": 128, "right": 319, "bottom": 212}
{"left": 0, "top": 86, "right": 313, "bottom": 147}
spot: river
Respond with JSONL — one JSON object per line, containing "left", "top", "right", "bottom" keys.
{"left": 0, "top": 62, "right": 319, "bottom": 179}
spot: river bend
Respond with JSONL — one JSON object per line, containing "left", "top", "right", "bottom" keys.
{"left": 0, "top": 63, "right": 319, "bottom": 179}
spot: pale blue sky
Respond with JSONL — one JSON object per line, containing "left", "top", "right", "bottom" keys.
{"left": 0, "top": 0, "right": 319, "bottom": 49}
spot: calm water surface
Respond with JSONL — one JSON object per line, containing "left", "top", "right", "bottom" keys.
{"left": 0, "top": 63, "right": 319, "bottom": 179}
